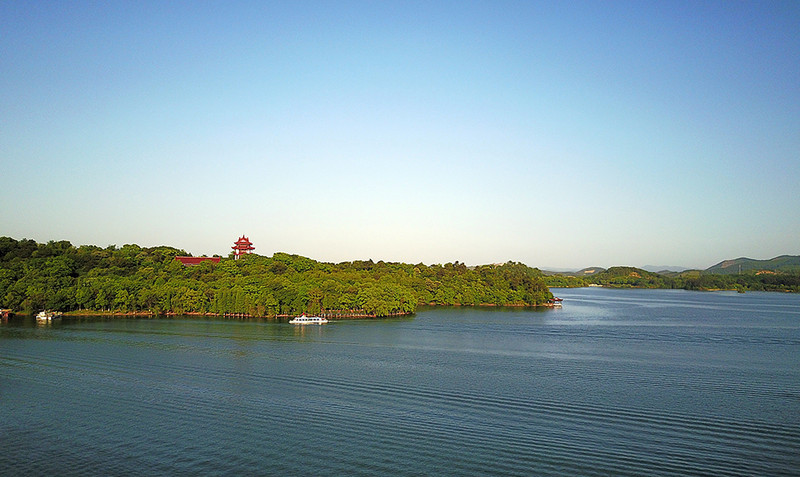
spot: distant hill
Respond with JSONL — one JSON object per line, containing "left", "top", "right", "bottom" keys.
{"left": 641, "top": 265, "right": 689, "bottom": 273}
{"left": 543, "top": 257, "right": 800, "bottom": 292}
{"left": 542, "top": 267, "right": 605, "bottom": 277}
{"left": 667, "top": 269, "right": 702, "bottom": 279}
{"left": 594, "top": 266, "right": 661, "bottom": 280}
{"left": 704, "top": 255, "right": 800, "bottom": 275}
{"left": 575, "top": 267, "right": 606, "bottom": 276}
{"left": 548, "top": 256, "right": 800, "bottom": 277}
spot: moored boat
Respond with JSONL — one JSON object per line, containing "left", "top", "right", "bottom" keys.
{"left": 36, "top": 310, "right": 62, "bottom": 322}
{"left": 289, "top": 314, "right": 328, "bottom": 325}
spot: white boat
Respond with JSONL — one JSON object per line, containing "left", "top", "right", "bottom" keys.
{"left": 289, "top": 314, "right": 328, "bottom": 325}
{"left": 36, "top": 310, "right": 62, "bottom": 322}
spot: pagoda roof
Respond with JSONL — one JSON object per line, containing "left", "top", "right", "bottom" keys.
{"left": 175, "top": 256, "right": 221, "bottom": 266}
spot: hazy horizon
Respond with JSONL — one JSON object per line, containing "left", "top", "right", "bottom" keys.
{"left": 3, "top": 2, "right": 798, "bottom": 270}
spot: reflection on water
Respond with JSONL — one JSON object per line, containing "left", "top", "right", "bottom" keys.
{"left": 1, "top": 288, "right": 799, "bottom": 476}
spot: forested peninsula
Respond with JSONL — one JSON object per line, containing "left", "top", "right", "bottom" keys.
{"left": 0, "top": 237, "right": 553, "bottom": 317}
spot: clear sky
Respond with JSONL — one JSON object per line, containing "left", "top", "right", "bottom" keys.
{"left": 2, "top": 1, "right": 798, "bottom": 270}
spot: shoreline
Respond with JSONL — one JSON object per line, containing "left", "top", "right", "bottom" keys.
{"left": 60, "top": 309, "right": 414, "bottom": 319}
{"left": 57, "top": 303, "right": 558, "bottom": 319}
{"left": 15, "top": 287, "right": 794, "bottom": 320}
{"left": 551, "top": 285, "right": 798, "bottom": 293}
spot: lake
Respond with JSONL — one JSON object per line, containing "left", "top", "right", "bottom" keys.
{"left": 1, "top": 288, "right": 799, "bottom": 475}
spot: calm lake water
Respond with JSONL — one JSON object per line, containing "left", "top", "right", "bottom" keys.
{"left": 2, "top": 288, "right": 799, "bottom": 476}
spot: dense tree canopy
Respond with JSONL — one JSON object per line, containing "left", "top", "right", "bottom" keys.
{"left": 0, "top": 237, "right": 553, "bottom": 316}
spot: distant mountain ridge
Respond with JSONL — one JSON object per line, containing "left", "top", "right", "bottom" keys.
{"left": 704, "top": 255, "right": 800, "bottom": 275}
{"left": 542, "top": 267, "right": 605, "bottom": 276}
{"left": 543, "top": 255, "right": 800, "bottom": 277}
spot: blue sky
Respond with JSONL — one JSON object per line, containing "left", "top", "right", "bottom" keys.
{"left": 2, "top": 1, "right": 798, "bottom": 269}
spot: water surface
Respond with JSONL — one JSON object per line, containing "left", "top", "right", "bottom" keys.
{"left": 2, "top": 288, "right": 799, "bottom": 475}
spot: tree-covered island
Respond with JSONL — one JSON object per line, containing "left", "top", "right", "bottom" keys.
{"left": 0, "top": 237, "right": 554, "bottom": 317}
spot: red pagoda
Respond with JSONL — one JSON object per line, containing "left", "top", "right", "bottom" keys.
{"left": 232, "top": 235, "right": 255, "bottom": 259}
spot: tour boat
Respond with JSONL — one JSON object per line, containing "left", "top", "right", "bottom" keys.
{"left": 289, "top": 314, "right": 328, "bottom": 325}
{"left": 549, "top": 297, "right": 563, "bottom": 308}
{"left": 36, "top": 310, "right": 62, "bottom": 322}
